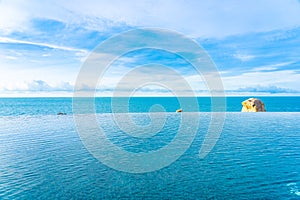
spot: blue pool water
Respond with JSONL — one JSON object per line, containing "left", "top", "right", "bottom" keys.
{"left": 0, "top": 97, "right": 299, "bottom": 199}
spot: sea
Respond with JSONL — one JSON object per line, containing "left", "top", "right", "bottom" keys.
{"left": 0, "top": 97, "right": 299, "bottom": 199}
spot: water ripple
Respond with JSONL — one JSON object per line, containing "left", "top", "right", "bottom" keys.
{"left": 0, "top": 113, "right": 299, "bottom": 199}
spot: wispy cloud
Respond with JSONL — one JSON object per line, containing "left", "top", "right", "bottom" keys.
{"left": 1, "top": 80, "right": 73, "bottom": 92}
{"left": 249, "top": 62, "right": 296, "bottom": 72}
{"left": 233, "top": 53, "right": 255, "bottom": 62}
{"left": 50, "top": 0, "right": 300, "bottom": 38}
{"left": 2, "top": 0, "right": 300, "bottom": 38}
{"left": 234, "top": 85, "right": 299, "bottom": 94}
{"left": 222, "top": 69, "right": 300, "bottom": 91}
{"left": 0, "top": 0, "right": 30, "bottom": 34}
{"left": 0, "top": 37, "right": 87, "bottom": 53}
{"left": 1, "top": 1, "right": 300, "bottom": 96}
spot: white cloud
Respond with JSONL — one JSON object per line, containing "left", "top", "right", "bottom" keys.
{"left": 97, "top": 65, "right": 200, "bottom": 95}
{"left": 4, "top": 55, "right": 17, "bottom": 60}
{"left": 61, "top": 0, "right": 300, "bottom": 38}
{"left": 0, "top": 0, "right": 30, "bottom": 34}
{"left": 250, "top": 61, "right": 295, "bottom": 72}
{"left": 1, "top": 80, "right": 73, "bottom": 91}
{"left": 222, "top": 69, "right": 300, "bottom": 91}
{"left": 0, "top": 58, "right": 79, "bottom": 90}
{"left": 2, "top": 0, "right": 300, "bottom": 38}
{"left": 1, "top": 0, "right": 300, "bottom": 97}
{"left": 0, "top": 37, "right": 87, "bottom": 53}
{"left": 234, "top": 85, "right": 299, "bottom": 94}
{"left": 233, "top": 53, "right": 255, "bottom": 62}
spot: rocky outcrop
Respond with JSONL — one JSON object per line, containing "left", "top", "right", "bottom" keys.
{"left": 176, "top": 108, "right": 183, "bottom": 113}
{"left": 241, "top": 98, "right": 266, "bottom": 112}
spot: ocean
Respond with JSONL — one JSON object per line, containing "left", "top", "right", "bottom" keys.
{"left": 0, "top": 97, "right": 299, "bottom": 116}
{"left": 0, "top": 97, "right": 299, "bottom": 199}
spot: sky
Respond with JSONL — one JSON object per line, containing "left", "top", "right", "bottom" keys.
{"left": 0, "top": 0, "right": 300, "bottom": 96}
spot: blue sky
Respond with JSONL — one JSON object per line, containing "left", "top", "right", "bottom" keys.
{"left": 0, "top": 0, "right": 300, "bottom": 96}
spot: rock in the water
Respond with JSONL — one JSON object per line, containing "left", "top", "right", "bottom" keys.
{"left": 176, "top": 108, "right": 183, "bottom": 113}
{"left": 57, "top": 112, "right": 67, "bottom": 115}
{"left": 241, "top": 98, "right": 266, "bottom": 112}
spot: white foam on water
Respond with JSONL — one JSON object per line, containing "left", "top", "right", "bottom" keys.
{"left": 287, "top": 183, "right": 300, "bottom": 196}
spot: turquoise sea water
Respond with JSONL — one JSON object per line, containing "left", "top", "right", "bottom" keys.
{"left": 0, "top": 97, "right": 299, "bottom": 116}
{"left": 0, "top": 97, "right": 300, "bottom": 199}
